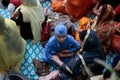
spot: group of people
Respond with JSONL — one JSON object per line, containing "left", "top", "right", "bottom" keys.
{"left": 0, "top": 0, "right": 120, "bottom": 80}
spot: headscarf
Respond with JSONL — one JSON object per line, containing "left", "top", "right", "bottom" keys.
{"left": 80, "top": 30, "right": 102, "bottom": 52}
{"left": 15, "top": 0, "right": 45, "bottom": 42}
{"left": 55, "top": 23, "right": 67, "bottom": 36}
{"left": 75, "top": 17, "right": 90, "bottom": 41}
{"left": 95, "top": 4, "right": 115, "bottom": 54}
{"left": 0, "top": 16, "right": 25, "bottom": 75}
{"left": 97, "top": 4, "right": 114, "bottom": 25}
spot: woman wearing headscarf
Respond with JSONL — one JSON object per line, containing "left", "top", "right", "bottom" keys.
{"left": 92, "top": 5, "right": 120, "bottom": 78}
{"left": 10, "top": 0, "right": 45, "bottom": 79}
{"left": 91, "top": 4, "right": 115, "bottom": 55}
{"left": 51, "top": 30, "right": 105, "bottom": 80}
{"left": 12, "top": 0, "right": 45, "bottom": 43}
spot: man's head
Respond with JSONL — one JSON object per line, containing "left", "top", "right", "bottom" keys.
{"left": 55, "top": 23, "right": 67, "bottom": 43}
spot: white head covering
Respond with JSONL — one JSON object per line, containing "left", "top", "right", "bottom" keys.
{"left": 7, "top": 3, "right": 16, "bottom": 13}
{"left": 15, "top": 0, "right": 45, "bottom": 42}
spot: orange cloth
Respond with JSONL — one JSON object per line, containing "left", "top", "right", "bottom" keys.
{"left": 66, "top": 0, "right": 96, "bottom": 22}
{"left": 75, "top": 17, "right": 90, "bottom": 41}
{"left": 51, "top": 0, "right": 66, "bottom": 14}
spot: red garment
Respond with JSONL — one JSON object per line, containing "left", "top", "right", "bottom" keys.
{"left": 10, "top": 0, "right": 22, "bottom": 7}
{"left": 66, "top": 0, "right": 97, "bottom": 22}
{"left": 51, "top": 0, "right": 66, "bottom": 14}
{"left": 115, "top": 5, "right": 120, "bottom": 14}
{"left": 111, "top": 34, "right": 120, "bottom": 54}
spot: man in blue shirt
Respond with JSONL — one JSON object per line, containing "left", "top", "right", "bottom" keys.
{"left": 42, "top": 23, "right": 80, "bottom": 65}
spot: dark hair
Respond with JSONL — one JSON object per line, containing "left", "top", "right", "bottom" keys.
{"left": 97, "top": 4, "right": 113, "bottom": 23}
{"left": 2, "top": 0, "right": 10, "bottom": 7}
{"left": 99, "top": 4, "right": 107, "bottom": 21}
{"left": 79, "top": 30, "right": 87, "bottom": 41}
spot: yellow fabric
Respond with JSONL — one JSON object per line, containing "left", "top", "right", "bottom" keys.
{"left": 0, "top": 17, "right": 26, "bottom": 76}
{"left": 15, "top": 3, "right": 45, "bottom": 42}
{"left": 75, "top": 17, "right": 90, "bottom": 41}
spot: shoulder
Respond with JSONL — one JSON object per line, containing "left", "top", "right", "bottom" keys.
{"left": 66, "top": 35, "right": 74, "bottom": 40}
{"left": 47, "top": 35, "right": 57, "bottom": 45}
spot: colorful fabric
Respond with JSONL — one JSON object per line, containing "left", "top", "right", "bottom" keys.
{"left": 10, "top": 0, "right": 22, "bottom": 7}
{"left": 0, "top": 17, "right": 25, "bottom": 75}
{"left": 103, "top": 52, "right": 118, "bottom": 72}
{"left": 0, "top": 9, "right": 10, "bottom": 18}
{"left": 97, "top": 4, "right": 114, "bottom": 25}
{"left": 75, "top": 17, "right": 90, "bottom": 41}
{"left": 19, "top": 40, "right": 43, "bottom": 80}
{"left": 16, "top": 3, "right": 45, "bottom": 42}
{"left": 65, "top": 0, "right": 97, "bottom": 22}
{"left": 94, "top": 4, "right": 115, "bottom": 54}
{"left": 41, "top": 0, "right": 51, "bottom": 12}
{"left": 51, "top": 0, "right": 66, "bottom": 14}
{"left": 55, "top": 23, "right": 67, "bottom": 35}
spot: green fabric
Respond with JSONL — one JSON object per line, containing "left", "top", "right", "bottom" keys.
{"left": 15, "top": 2, "right": 45, "bottom": 42}
{"left": 0, "top": 16, "right": 26, "bottom": 75}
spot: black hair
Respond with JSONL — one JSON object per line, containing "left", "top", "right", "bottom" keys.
{"left": 2, "top": 0, "right": 10, "bottom": 7}
{"left": 79, "top": 30, "right": 87, "bottom": 41}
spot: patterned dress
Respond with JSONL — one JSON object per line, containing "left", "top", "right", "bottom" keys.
{"left": 19, "top": 40, "right": 43, "bottom": 80}
{"left": 0, "top": 8, "right": 10, "bottom": 18}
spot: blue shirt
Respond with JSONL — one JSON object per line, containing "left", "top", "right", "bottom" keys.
{"left": 42, "top": 35, "right": 80, "bottom": 65}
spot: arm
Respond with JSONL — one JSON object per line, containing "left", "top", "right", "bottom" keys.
{"left": 44, "top": 39, "right": 59, "bottom": 59}
{"left": 51, "top": 55, "right": 63, "bottom": 67}
{"left": 51, "top": 55, "right": 73, "bottom": 74}
{"left": 56, "top": 52, "right": 74, "bottom": 58}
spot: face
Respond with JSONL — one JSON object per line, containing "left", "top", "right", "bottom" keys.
{"left": 96, "top": 6, "right": 102, "bottom": 16}
{"left": 56, "top": 35, "right": 66, "bottom": 43}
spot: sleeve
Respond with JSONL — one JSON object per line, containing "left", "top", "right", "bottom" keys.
{"left": 68, "top": 36, "right": 80, "bottom": 53}
{"left": 44, "top": 41, "right": 58, "bottom": 59}
{"left": 115, "top": 5, "right": 120, "bottom": 14}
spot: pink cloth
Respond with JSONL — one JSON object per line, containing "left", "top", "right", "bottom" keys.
{"left": 39, "top": 70, "right": 59, "bottom": 80}
{"left": 10, "top": 0, "right": 22, "bottom": 7}
{"left": 115, "top": 5, "right": 120, "bottom": 14}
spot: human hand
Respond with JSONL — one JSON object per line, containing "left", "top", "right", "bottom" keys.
{"left": 51, "top": 55, "right": 60, "bottom": 62}
{"left": 51, "top": 55, "right": 63, "bottom": 66}
{"left": 61, "top": 49, "right": 69, "bottom": 54}
{"left": 56, "top": 52, "right": 74, "bottom": 58}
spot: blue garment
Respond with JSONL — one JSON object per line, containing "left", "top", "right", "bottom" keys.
{"left": 0, "top": 8, "right": 10, "bottom": 18}
{"left": 55, "top": 23, "right": 67, "bottom": 35}
{"left": 19, "top": 40, "right": 43, "bottom": 80}
{"left": 68, "top": 30, "right": 106, "bottom": 76}
{"left": 42, "top": 35, "right": 80, "bottom": 65}
{"left": 80, "top": 30, "right": 105, "bottom": 62}
{"left": 41, "top": 0, "right": 51, "bottom": 12}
